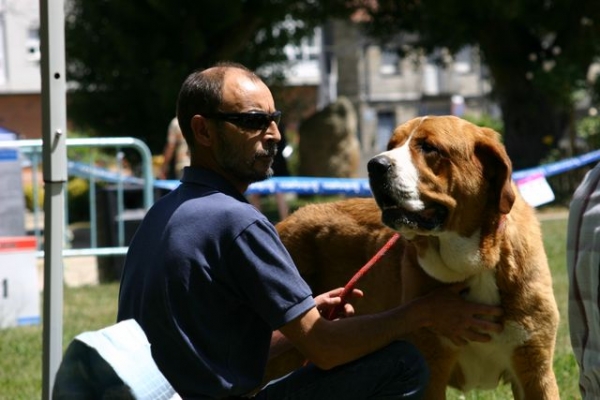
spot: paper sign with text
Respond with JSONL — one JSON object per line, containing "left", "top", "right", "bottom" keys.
{"left": 516, "top": 173, "right": 555, "bottom": 208}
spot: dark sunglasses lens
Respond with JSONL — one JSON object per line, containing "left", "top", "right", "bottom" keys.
{"left": 240, "top": 115, "right": 269, "bottom": 130}
{"left": 272, "top": 112, "right": 282, "bottom": 126}
{"left": 239, "top": 113, "right": 280, "bottom": 130}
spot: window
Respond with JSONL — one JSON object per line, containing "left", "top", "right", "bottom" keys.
{"left": 453, "top": 47, "right": 472, "bottom": 74}
{"left": 380, "top": 50, "right": 399, "bottom": 75}
{"left": 376, "top": 111, "right": 396, "bottom": 151}
{"left": 26, "top": 27, "right": 40, "bottom": 62}
{"left": 284, "top": 27, "right": 321, "bottom": 62}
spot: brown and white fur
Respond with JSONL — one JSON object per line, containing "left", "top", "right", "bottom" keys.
{"left": 265, "top": 116, "right": 560, "bottom": 399}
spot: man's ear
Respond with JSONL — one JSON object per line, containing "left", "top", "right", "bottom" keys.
{"left": 191, "top": 115, "right": 212, "bottom": 146}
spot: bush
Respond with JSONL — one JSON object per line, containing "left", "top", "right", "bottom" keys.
{"left": 23, "top": 177, "right": 91, "bottom": 223}
{"left": 462, "top": 113, "right": 504, "bottom": 135}
{"left": 576, "top": 115, "right": 600, "bottom": 150}
{"left": 23, "top": 181, "right": 43, "bottom": 211}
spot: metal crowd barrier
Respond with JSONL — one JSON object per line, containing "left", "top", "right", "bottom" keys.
{"left": 3, "top": 136, "right": 600, "bottom": 261}
{"left": 0, "top": 137, "right": 154, "bottom": 259}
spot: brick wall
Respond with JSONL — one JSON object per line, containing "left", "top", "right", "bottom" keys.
{"left": 0, "top": 94, "right": 42, "bottom": 139}
{"left": 0, "top": 87, "right": 317, "bottom": 141}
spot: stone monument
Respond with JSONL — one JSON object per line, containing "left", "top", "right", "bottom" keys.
{"left": 297, "top": 96, "right": 361, "bottom": 178}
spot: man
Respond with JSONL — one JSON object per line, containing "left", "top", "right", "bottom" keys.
{"left": 117, "top": 62, "right": 503, "bottom": 399}
{"left": 159, "top": 117, "right": 189, "bottom": 180}
{"left": 568, "top": 161, "right": 600, "bottom": 399}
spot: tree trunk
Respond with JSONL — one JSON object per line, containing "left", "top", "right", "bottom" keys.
{"left": 476, "top": 23, "right": 576, "bottom": 172}
{"left": 498, "top": 85, "right": 570, "bottom": 171}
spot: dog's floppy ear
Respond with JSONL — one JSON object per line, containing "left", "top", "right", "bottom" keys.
{"left": 475, "top": 128, "right": 515, "bottom": 215}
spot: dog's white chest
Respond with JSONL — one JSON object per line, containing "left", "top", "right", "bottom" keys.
{"left": 459, "top": 341, "right": 513, "bottom": 390}
{"left": 457, "top": 321, "right": 528, "bottom": 392}
{"left": 418, "top": 231, "right": 485, "bottom": 283}
{"left": 458, "top": 272, "right": 531, "bottom": 392}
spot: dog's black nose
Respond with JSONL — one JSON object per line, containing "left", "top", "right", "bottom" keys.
{"left": 368, "top": 155, "right": 392, "bottom": 177}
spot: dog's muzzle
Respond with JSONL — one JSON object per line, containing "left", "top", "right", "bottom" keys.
{"left": 368, "top": 155, "right": 447, "bottom": 231}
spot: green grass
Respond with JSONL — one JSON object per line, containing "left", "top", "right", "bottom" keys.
{"left": 0, "top": 215, "right": 580, "bottom": 399}
{"left": 0, "top": 283, "right": 120, "bottom": 399}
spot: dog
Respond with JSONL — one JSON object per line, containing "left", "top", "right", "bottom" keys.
{"left": 265, "top": 116, "right": 560, "bottom": 399}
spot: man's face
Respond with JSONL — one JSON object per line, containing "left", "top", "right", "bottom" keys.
{"left": 212, "top": 71, "right": 281, "bottom": 185}
{"left": 214, "top": 124, "right": 278, "bottom": 184}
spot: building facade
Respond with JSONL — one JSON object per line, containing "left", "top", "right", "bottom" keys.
{"left": 322, "top": 19, "right": 495, "bottom": 157}
{"left": 0, "top": 0, "right": 41, "bottom": 139}
{"left": 0, "top": 6, "right": 496, "bottom": 150}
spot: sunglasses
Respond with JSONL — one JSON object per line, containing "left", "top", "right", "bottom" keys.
{"left": 203, "top": 110, "right": 282, "bottom": 131}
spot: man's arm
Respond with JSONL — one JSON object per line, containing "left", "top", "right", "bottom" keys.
{"left": 268, "top": 287, "right": 361, "bottom": 360}
{"left": 279, "top": 283, "right": 503, "bottom": 370}
{"left": 268, "top": 330, "right": 293, "bottom": 360}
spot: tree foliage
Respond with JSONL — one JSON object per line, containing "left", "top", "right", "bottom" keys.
{"left": 66, "top": 0, "right": 600, "bottom": 169}
{"left": 353, "top": 0, "right": 600, "bottom": 169}
{"left": 65, "top": 0, "right": 346, "bottom": 154}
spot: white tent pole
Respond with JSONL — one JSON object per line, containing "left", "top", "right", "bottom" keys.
{"left": 39, "top": 0, "right": 67, "bottom": 398}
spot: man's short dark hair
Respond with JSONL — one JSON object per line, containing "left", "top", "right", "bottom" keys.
{"left": 176, "top": 62, "right": 261, "bottom": 149}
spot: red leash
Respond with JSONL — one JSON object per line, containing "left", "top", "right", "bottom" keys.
{"left": 326, "top": 233, "right": 401, "bottom": 320}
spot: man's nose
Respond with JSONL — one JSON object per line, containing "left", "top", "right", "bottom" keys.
{"left": 266, "top": 122, "right": 281, "bottom": 143}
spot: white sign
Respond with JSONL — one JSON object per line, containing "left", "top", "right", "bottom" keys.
{"left": 516, "top": 173, "right": 555, "bottom": 208}
{"left": 0, "top": 237, "right": 40, "bottom": 329}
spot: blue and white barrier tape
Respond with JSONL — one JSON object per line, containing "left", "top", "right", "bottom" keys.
{"left": 512, "top": 149, "right": 600, "bottom": 181}
{"left": 68, "top": 150, "right": 600, "bottom": 197}
{"left": 152, "top": 176, "right": 372, "bottom": 196}
{"left": 246, "top": 176, "right": 372, "bottom": 196}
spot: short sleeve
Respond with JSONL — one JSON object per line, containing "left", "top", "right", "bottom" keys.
{"left": 225, "top": 219, "right": 315, "bottom": 329}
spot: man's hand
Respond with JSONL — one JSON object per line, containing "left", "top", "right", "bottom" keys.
{"left": 417, "top": 282, "right": 504, "bottom": 346}
{"left": 268, "top": 288, "right": 363, "bottom": 360}
{"left": 314, "top": 287, "right": 364, "bottom": 319}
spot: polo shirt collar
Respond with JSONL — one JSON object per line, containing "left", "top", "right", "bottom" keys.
{"left": 180, "top": 166, "right": 249, "bottom": 203}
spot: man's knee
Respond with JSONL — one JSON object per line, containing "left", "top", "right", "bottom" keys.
{"left": 53, "top": 340, "right": 134, "bottom": 399}
{"left": 386, "top": 340, "right": 428, "bottom": 371}
{"left": 381, "top": 341, "right": 430, "bottom": 395}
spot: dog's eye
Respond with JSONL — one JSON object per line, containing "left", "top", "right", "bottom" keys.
{"left": 418, "top": 141, "right": 439, "bottom": 155}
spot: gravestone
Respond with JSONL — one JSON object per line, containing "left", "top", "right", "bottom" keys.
{"left": 297, "top": 96, "right": 361, "bottom": 178}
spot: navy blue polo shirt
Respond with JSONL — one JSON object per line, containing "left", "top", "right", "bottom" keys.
{"left": 117, "top": 167, "right": 315, "bottom": 399}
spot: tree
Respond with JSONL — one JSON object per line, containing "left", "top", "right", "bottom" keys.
{"left": 351, "top": 0, "right": 600, "bottom": 169}
{"left": 65, "top": 0, "right": 345, "bottom": 154}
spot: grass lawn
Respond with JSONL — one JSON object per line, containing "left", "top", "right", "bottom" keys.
{"left": 0, "top": 212, "right": 580, "bottom": 399}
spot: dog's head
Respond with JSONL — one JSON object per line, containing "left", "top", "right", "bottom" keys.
{"left": 368, "top": 116, "right": 515, "bottom": 239}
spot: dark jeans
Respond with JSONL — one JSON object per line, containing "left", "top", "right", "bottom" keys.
{"left": 52, "top": 339, "right": 427, "bottom": 399}
{"left": 254, "top": 341, "right": 429, "bottom": 400}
